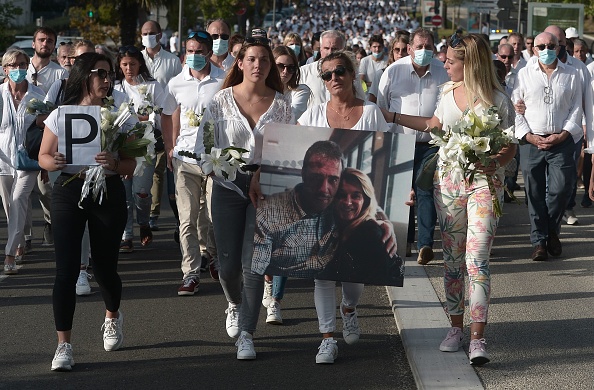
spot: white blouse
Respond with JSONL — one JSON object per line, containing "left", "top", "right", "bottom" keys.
{"left": 298, "top": 100, "right": 391, "bottom": 132}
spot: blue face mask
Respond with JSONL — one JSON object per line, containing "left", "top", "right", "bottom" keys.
{"left": 372, "top": 51, "right": 384, "bottom": 59}
{"left": 313, "top": 50, "right": 319, "bottom": 59}
{"left": 288, "top": 44, "right": 301, "bottom": 56}
{"left": 186, "top": 54, "right": 207, "bottom": 71}
{"left": 413, "top": 49, "right": 434, "bottom": 67}
{"left": 539, "top": 49, "right": 557, "bottom": 65}
{"left": 8, "top": 69, "right": 27, "bottom": 84}
{"left": 212, "top": 39, "right": 229, "bottom": 56}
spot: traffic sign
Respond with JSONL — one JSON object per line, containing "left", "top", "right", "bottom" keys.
{"left": 431, "top": 15, "right": 442, "bottom": 26}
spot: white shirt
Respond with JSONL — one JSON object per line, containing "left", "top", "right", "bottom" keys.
{"left": 377, "top": 56, "right": 449, "bottom": 142}
{"left": 358, "top": 54, "right": 388, "bottom": 84}
{"left": 142, "top": 48, "right": 183, "bottom": 89}
{"left": 299, "top": 60, "right": 328, "bottom": 107}
{"left": 27, "top": 61, "right": 68, "bottom": 94}
{"left": 298, "top": 101, "right": 390, "bottom": 132}
{"left": 286, "top": 84, "right": 311, "bottom": 123}
{"left": 512, "top": 59, "right": 583, "bottom": 143}
{"left": 163, "top": 65, "right": 225, "bottom": 164}
{"left": 0, "top": 82, "right": 44, "bottom": 175}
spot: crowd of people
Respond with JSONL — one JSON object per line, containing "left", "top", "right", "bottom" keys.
{"left": 1, "top": 0, "right": 592, "bottom": 374}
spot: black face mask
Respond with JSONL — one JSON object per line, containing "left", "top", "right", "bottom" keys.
{"left": 557, "top": 45, "right": 567, "bottom": 60}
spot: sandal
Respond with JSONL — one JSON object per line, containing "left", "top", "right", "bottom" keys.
{"left": 119, "top": 240, "right": 134, "bottom": 253}
{"left": 140, "top": 225, "right": 153, "bottom": 247}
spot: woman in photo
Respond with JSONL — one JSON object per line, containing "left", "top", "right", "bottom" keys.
{"left": 317, "top": 168, "right": 404, "bottom": 287}
{"left": 39, "top": 52, "right": 137, "bottom": 371}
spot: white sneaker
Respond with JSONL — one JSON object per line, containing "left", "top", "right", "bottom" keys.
{"left": 235, "top": 331, "right": 256, "bottom": 360}
{"left": 316, "top": 338, "right": 338, "bottom": 364}
{"left": 266, "top": 301, "right": 283, "bottom": 325}
{"left": 439, "top": 327, "right": 464, "bottom": 352}
{"left": 262, "top": 280, "right": 273, "bottom": 307}
{"left": 225, "top": 303, "right": 240, "bottom": 338}
{"left": 51, "top": 342, "right": 74, "bottom": 371}
{"left": 76, "top": 270, "right": 92, "bottom": 296}
{"left": 340, "top": 302, "right": 360, "bottom": 345}
{"left": 563, "top": 210, "right": 578, "bottom": 225}
{"left": 102, "top": 311, "right": 124, "bottom": 351}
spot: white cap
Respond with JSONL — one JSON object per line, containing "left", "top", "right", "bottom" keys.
{"left": 565, "top": 27, "right": 579, "bottom": 39}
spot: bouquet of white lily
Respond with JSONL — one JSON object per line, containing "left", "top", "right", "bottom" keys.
{"left": 68, "top": 100, "right": 155, "bottom": 206}
{"left": 178, "top": 146, "right": 254, "bottom": 182}
{"left": 135, "top": 84, "right": 163, "bottom": 116}
{"left": 429, "top": 105, "right": 517, "bottom": 217}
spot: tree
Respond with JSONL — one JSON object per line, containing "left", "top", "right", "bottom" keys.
{"left": 0, "top": 1, "right": 23, "bottom": 50}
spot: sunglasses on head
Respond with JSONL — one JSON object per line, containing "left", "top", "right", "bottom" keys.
{"left": 244, "top": 36, "right": 271, "bottom": 46}
{"left": 535, "top": 43, "right": 556, "bottom": 51}
{"left": 91, "top": 68, "right": 114, "bottom": 80}
{"left": 188, "top": 31, "right": 211, "bottom": 41}
{"left": 320, "top": 65, "right": 347, "bottom": 81}
{"left": 211, "top": 33, "right": 230, "bottom": 40}
{"left": 119, "top": 45, "right": 139, "bottom": 55}
{"left": 449, "top": 33, "right": 464, "bottom": 48}
{"left": 276, "top": 63, "right": 297, "bottom": 73}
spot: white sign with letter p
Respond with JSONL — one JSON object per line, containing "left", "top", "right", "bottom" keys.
{"left": 57, "top": 106, "right": 101, "bottom": 166}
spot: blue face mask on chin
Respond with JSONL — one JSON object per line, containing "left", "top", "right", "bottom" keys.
{"left": 212, "top": 39, "right": 229, "bottom": 56}
{"left": 8, "top": 69, "right": 27, "bottom": 84}
{"left": 372, "top": 51, "right": 384, "bottom": 59}
{"left": 539, "top": 49, "right": 557, "bottom": 66}
{"left": 186, "top": 54, "right": 207, "bottom": 71}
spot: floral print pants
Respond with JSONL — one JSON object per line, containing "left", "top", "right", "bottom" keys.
{"left": 433, "top": 168, "right": 504, "bottom": 323}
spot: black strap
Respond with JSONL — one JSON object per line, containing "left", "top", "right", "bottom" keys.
{"left": 55, "top": 79, "right": 66, "bottom": 105}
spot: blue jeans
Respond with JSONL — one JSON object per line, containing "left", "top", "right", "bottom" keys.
{"left": 211, "top": 173, "right": 263, "bottom": 333}
{"left": 272, "top": 275, "right": 288, "bottom": 300}
{"left": 565, "top": 137, "right": 583, "bottom": 210}
{"left": 122, "top": 162, "right": 156, "bottom": 240}
{"left": 407, "top": 143, "right": 437, "bottom": 249}
{"left": 520, "top": 136, "right": 576, "bottom": 246}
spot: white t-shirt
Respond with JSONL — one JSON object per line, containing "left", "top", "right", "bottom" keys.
{"left": 359, "top": 54, "right": 388, "bottom": 85}
{"left": 286, "top": 84, "right": 311, "bottom": 123}
{"left": 27, "top": 61, "right": 68, "bottom": 94}
{"left": 298, "top": 101, "right": 390, "bottom": 132}
{"left": 142, "top": 48, "right": 183, "bottom": 89}
{"left": 163, "top": 65, "right": 225, "bottom": 164}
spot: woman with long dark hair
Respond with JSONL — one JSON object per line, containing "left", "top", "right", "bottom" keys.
{"left": 39, "top": 52, "right": 137, "bottom": 371}
{"left": 200, "top": 31, "right": 292, "bottom": 360}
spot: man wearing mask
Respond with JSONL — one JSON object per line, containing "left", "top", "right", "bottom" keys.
{"left": 358, "top": 34, "right": 387, "bottom": 90}
{"left": 161, "top": 31, "right": 225, "bottom": 296}
{"left": 544, "top": 25, "right": 590, "bottom": 226}
{"left": 377, "top": 27, "right": 448, "bottom": 263}
{"left": 207, "top": 19, "right": 234, "bottom": 71}
{"left": 140, "top": 20, "right": 183, "bottom": 235}
{"left": 512, "top": 32, "right": 583, "bottom": 261}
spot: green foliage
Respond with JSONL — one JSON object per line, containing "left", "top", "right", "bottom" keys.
{"left": 69, "top": 4, "right": 120, "bottom": 44}
{"left": 199, "top": 0, "right": 239, "bottom": 22}
{"left": 0, "top": 0, "right": 23, "bottom": 49}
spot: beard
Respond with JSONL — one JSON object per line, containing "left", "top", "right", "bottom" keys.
{"left": 36, "top": 49, "right": 52, "bottom": 59}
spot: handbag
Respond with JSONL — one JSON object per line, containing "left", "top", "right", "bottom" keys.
{"left": 415, "top": 152, "right": 438, "bottom": 191}
{"left": 16, "top": 147, "right": 40, "bottom": 171}
{"left": 25, "top": 120, "right": 44, "bottom": 160}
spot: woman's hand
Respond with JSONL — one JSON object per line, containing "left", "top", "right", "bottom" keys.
{"left": 52, "top": 152, "right": 66, "bottom": 170}
{"left": 248, "top": 168, "right": 264, "bottom": 208}
{"left": 405, "top": 189, "right": 415, "bottom": 206}
{"left": 377, "top": 219, "right": 397, "bottom": 257}
{"left": 475, "top": 158, "right": 500, "bottom": 176}
{"left": 514, "top": 99, "right": 526, "bottom": 115}
{"left": 95, "top": 151, "right": 119, "bottom": 171}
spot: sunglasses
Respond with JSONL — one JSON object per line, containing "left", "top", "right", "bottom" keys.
{"left": 276, "top": 63, "right": 297, "bottom": 73}
{"left": 449, "top": 33, "right": 464, "bottom": 48}
{"left": 498, "top": 54, "right": 513, "bottom": 59}
{"left": 211, "top": 34, "right": 230, "bottom": 40}
{"left": 59, "top": 41, "right": 73, "bottom": 46}
{"left": 535, "top": 44, "right": 557, "bottom": 51}
{"left": 393, "top": 47, "right": 407, "bottom": 53}
{"left": 119, "top": 45, "right": 139, "bottom": 54}
{"left": 320, "top": 65, "right": 347, "bottom": 81}
{"left": 91, "top": 68, "right": 115, "bottom": 80}
{"left": 244, "top": 36, "right": 271, "bottom": 46}
{"left": 188, "top": 31, "right": 211, "bottom": 41}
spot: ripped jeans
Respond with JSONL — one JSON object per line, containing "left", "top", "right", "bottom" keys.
{"left": 122, "top": 161, "right": 156, "bottom": 240}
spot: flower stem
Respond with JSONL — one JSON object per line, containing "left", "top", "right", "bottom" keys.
{"left": 488, "top": 176, "right": 502, "bottom": 218}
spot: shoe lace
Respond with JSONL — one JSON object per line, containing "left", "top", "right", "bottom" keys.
{"left": 226, "top": 306, "right": 239, "bottom": 325}
{"left": 444, "top": 328, "right": 462, "bottom": 342}
{"left": 470, "top": 338, "right": 487, "bottom": 351}
{"left": 343, "top": 310, "right": 359, "bottom": 333}
{"left": 101, "top": 318, "right": 119, "bottom": 338}
{"left": 55, "top": 343, "right": 71, "bottom": 358}
{"left": 318, "top": 338, "right": 336, "bottom": 354}
{"left": 235, "top": 334, "right": 253, "bottom": 350}
{"left": 78, "top": 271, "right": 92, "bottom": 283}
{"left": 182, "top": 278, "right": 197, "bottom": 288}
{"left": 263, "top": 281, "right": 272, "bottom": 298}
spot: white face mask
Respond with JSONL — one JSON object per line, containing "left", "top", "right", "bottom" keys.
{"left": 142, "top": 34, "right": 159, "bottom": 49}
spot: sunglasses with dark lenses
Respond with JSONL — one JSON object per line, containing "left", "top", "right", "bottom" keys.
{"left": 535, "top": 44, "right": 557, "bottom": 51}
{"left": 449, "top": 33, "right": 464, "bottom": 48}
{"left": 211, "top": 33, "right": 230, "bottom": 40}
{"left": 59, "top": 41, "right": 73, "bottom": 46}
{"left": 244, "top": 36, "right": 270, "bottom": 46}
{"left": 498, "top": 54, "right": 513, "bottom": 59}
{"left": 276, "top": 63, "right": 297, "bottom": 73}
{"left": 188, "top": 31, "right": 211, "bottom": 41}
{"left": 320, "top": 65, "right": 347, "bottom": 81}
{"left": 119, "top": 45, "right": 140, "bottom": 55}
{"left": 91, "top": 68, "right": 115, "bottom": 80}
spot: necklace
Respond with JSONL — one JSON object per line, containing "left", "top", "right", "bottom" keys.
{"left": 242, "top": 90, "right": 269, "bottom": 107}
{"left": 328, "top": 103, "right": 356, "bottom": 121}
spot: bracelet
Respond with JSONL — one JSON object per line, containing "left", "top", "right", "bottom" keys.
{"left": 112, "top": 158, "right": 120, "bottom": 172}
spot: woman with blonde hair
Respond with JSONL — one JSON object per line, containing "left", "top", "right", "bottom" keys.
{"left": 383, "top": 33, "right": 516, "bottom": 365}
{"left": 283, "top": 32, "right": 307, "bottom": 65}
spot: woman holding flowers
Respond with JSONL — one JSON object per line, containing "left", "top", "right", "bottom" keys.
{"left": 383, "top": 34, "right": 517, "bottom": 365}
{"left": 39, "top": 52, "right": 137, "bottom": 371}
{"left": 114, "top": 46, "right": 166, "bottom": 251}
{"left": 0, "top": 49, "right": 45, "bottom": 274}
{"left": 198, "top": 32, "right": 292, "bottom": 360}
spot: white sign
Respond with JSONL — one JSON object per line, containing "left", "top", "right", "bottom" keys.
{"left": 57, "top": 106, "right": 101, "bottom": 166}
